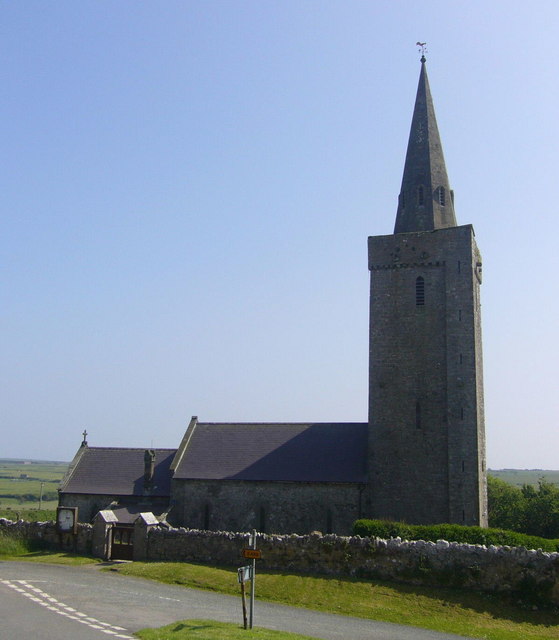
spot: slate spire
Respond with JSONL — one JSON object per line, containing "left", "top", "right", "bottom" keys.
{"left": 394, "top": 56, "right": 457, "bottom": 234}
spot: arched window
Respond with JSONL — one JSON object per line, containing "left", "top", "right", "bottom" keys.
{"left": 259, "top": 507, "right": 266, "bottom": 533}
{"left": 416, "top": 277, "right": 425, "bottom": 306}
{"left": 203, "top": 504, "right": 211, "bottom": 530}
{"left": 417, "top": 185, "right": 425, "bottom": 206}
{"left": 438, "top": 186, "right": 446, "bottom": 206}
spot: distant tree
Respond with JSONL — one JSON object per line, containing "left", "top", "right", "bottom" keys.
{"left": 487, "top": 476, "right": 525, "bottom": 531}
{"left": 488, "top": 476, "right": 559, "bottom": 539}
{"left": 520, "top": 479, "right": 559, "bottom": 539}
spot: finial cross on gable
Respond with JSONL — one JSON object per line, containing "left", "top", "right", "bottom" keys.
{"left": 82, "top": 429, "right": 88, "bottom": 446}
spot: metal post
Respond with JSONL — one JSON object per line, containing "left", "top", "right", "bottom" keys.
{"left": 39, "top": 482, "right": 44, "bottom": 510}
{"left": 249, "top": 528, "right": 256, "bottom": 629}
{"left": 240, "top": 573, "right": 248, "bottom": 629}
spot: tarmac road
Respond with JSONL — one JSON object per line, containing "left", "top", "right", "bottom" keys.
{"left": 0, "top": 561, "right": 475, "bottom": 640}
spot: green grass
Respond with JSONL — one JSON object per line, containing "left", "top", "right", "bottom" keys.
{"left": 2, "top": 548, "right": 101, "bottom": 565}
{"left": 108, "top": 562, "right": 558, "bottom": 640}
{"left": 135, "top": 619, "right": 318, "bottom": 640}
{"left": 3, "top": 550, "right": 101, "bottom": 565}
{"left": 0, "top": 530, "right": 31, "bottom": 556}
{"left": 0, "top": 530, "right": 99, "bottom": 565}
{"left": 0, "top": 507, "right": 57, "bottom": 521}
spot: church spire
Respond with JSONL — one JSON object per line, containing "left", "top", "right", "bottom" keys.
{"left": 394, "top": 56, "right": 457, "bottom": 234}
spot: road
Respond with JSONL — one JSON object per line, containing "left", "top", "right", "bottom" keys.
{"left": 0, "top": 561, "right": 475, "bottom": 640}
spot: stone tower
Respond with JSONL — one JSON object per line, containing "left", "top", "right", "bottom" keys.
{"left": 367, "top": 57, "right": 487, "bottom": 526}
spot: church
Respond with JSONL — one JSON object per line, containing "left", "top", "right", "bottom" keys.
{"left": 59, "top": 56, "right": 488, "bottom": 535}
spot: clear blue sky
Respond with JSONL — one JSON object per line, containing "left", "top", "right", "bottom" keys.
{"left": 2, "top": 1, "right": 558, "bottom": 468}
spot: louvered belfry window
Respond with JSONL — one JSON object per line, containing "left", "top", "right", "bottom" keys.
{"left": 416, "top": 276, "right": 425, "bottom": 306}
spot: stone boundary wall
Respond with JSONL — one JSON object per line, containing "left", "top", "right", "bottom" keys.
{"left": 0, "top": 518, "right": 92, "bottom": 555}
{"left": 146, "top": 528, "right": 559, "bottom": 604}
{"left": 3, "top": 519, "right": 558, "bottom": 605}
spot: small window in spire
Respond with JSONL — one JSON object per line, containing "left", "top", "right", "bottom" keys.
{"left": 438, "top": 186, "right": 446, "bottom": 206}
{"left": 417, "top": 185, "right": 425, "bottom": 207}
{"left": 416, "top": 277, "right": 425, "bottom": 306}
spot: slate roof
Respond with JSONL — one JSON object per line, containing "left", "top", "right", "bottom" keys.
{"left": 394, "top": 57, "right": 457, "bottom": 234}
{"left": 59, "top": 447, "right": 176, "bottom": 496}
{"left": 106, "top": 503, "right": 169, "bottom": 524}
{"left": 173, "top": 422, "right": 368, "bottom": 483}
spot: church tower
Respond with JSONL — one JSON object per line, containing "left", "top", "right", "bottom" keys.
{"left": 367, "top": 56, "right": 487, "bottom": 526}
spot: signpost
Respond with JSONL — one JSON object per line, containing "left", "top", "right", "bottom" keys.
{"left": 238, "top": 529, "right": 260, "bottom": 629}
{"left": 237, "top": 565, "right": 251, "bottom": 629}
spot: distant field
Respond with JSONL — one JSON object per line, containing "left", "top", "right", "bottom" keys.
{"left": 488, "top": 468, "right": 559, "bottom": 487}
{"left": 0, "top": 459, "right": 68, "bottom": 510}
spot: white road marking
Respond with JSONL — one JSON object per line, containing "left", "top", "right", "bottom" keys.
{"left": 1, "top": 580, "right": 135, "bottom": 639}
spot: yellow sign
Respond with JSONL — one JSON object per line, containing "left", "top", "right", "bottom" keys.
{"left": 242, "top": 548, "right": 262, "bottom": 559}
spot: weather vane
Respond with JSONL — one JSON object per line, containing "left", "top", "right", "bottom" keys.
{"left": 416, "top": 41, "right": 427, "bottom": 61}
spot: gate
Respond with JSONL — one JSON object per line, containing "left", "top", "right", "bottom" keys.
{"left": 110, "top": 525, "right": 134, "bottom": 560}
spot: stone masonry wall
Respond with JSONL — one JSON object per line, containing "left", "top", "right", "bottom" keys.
{"left": 170, "top": 479, "right": 363, "bottom": 535}
{"left": 368, "top": 225, "right": 487, "bottom": 527}
{"left": 2, "top": 519, "right": 557, "bottom": 606}
{"left": 0, "top": 518, "right": 92, "bottom": 555}
{"left": 147, "top": 527, "right": 559, "bottom": 605}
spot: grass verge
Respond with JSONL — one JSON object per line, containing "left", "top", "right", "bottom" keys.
{"left": 0, "top": 531, "right": 99, "bottom": 565}
{"left": 0, "top": 549, "right": 101, "bottom": 565}
{"left": 135, "top": 619, "right": 318, "bottom": 640}
{"left": 108, "top": 562, "right": 558, "bottom": 640}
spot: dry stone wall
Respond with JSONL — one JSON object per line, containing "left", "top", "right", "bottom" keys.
{"left": 0, "top": 518, "right": 92, "bottom": 555}
{"left": 2, "top": 518, "right": 558, "bottom": 606}
{"left": 146, "top": 528, "right": 559, "bottom": 604}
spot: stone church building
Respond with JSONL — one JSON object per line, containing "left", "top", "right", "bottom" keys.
{"left": 59, "top": 57, "right": 488, "bottom": 535}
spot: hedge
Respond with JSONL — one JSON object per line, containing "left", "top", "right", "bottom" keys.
{"left": 353, "top": 519, "right": 559, "bottom": 552}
